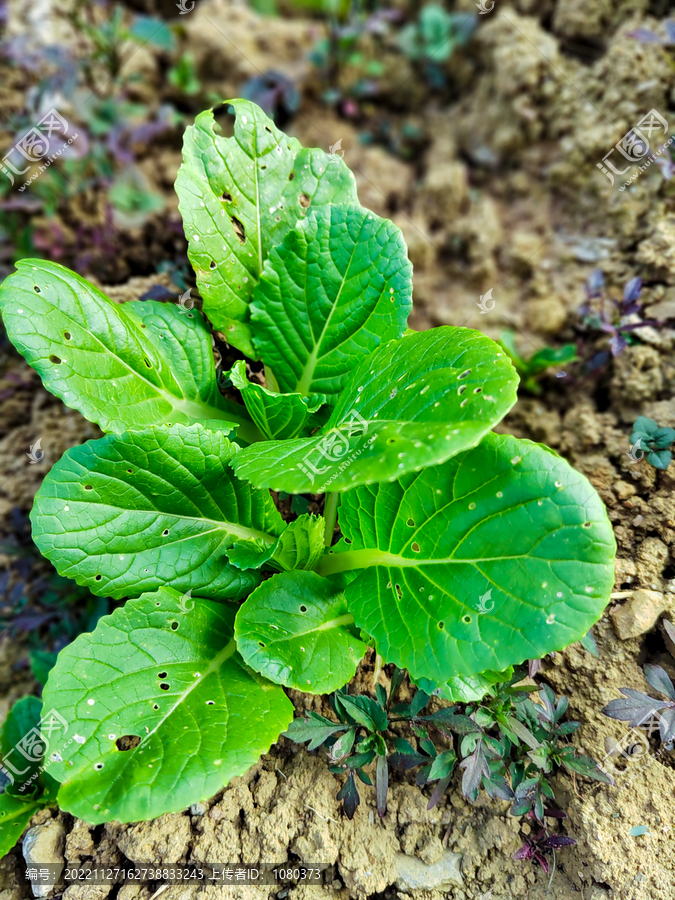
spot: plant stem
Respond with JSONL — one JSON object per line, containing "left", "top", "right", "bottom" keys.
{"left": 373, "top": 653, "right": 383, "bottom": 689}
{"left": 546, "top": 849, "right": 556, "bottom": 895}
{"left": 323, "top": 492, "right": 340, "bottom": 547}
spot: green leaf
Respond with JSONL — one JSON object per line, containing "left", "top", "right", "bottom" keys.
{"left": 527, "top": 344, "right": 577, "bottom": 376}
{"left": 561, "top": 752, "right": 613, "bottom": 784}
{"left": 228, "top": 360, "right": 326, "bottom": 440}
{"left": 503, "top": 715, "right": 540, "bottom": 750}
{"left": 232, "top": 327, "right": 519, "bottom": 493}
{"left": 234, "top": 571, "right": 367, "bottom": 693}
{"left": 0, "top": 792, "right": 40, "bottom": 857}
{"left": 1, "top": 697, "right": 44, "bottom": 793}
{"left": 578, "top": 629, "right": 599, "bottom": 658}
{"left": 632, "top": 416, "right": 658, "bottom": 436}
{"left": 415, "top": 669, "right": 514, "bottom": 703}
{"left": 30, "top": 424, "right": 285, "bottom": 600}
{"left": 425, "top": 710, "right": 481, "bottom": 735}
{"left": 30, "top": 650, "right": 59, "bottom": 686}
{"left": 226, "top": 513, "right": 325, "bottom": 572}
{"left": 0, "top": 261, "right": 257, "bottom": 439}
{"left": 320, "top": 433, "right": 615, "bottom": 682}
{"left": 250, "top": 204, "right": 412, "bottom": 399}
{"left": 337, "top": 694, "right": 388, "bottom": 731}
{"left": 130, "top": 15, "right": 175, "bottom": 51}
{"left": 124, "top": 301, "right": 257, "bottom": 437}
{"left": 41, "top": 587, "right": 293, "bottom": 824}
{"left": 647, "top": 449, "right": 671, "bottom": 470}
{"left": 175, "top": 100, "right": 358, "bottom": 356}
{"left": 428, "top": 749, "right": 457, "bottom": 782}
{"left": 283, "top": 714, "right": 347, "bottom": 750}
{"left": 410, "top": 690, "right": 430, "bottom": 718}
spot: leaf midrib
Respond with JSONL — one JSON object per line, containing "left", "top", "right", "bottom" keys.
{"left": 318, "top": 548, "right": 530, "bottom": 575}
{"left": 295, "top": 215, "right": 367, "bottom": 395}
{"left": 60, "top": 501, "right": 278, "bottom": 546}
{"left": 262, "top": 611, "right": 355, "bottom": 645}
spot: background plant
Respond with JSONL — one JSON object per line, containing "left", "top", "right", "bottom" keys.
{"left": 630, "top": 416, "right": 675, "bottom": 470}
{"left": 286, "top": 667, "right": 610, "bottom": 877}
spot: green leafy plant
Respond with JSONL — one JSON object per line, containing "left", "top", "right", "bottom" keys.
{"left": 630, "top": 416, "right": 675, "bottom": 470}
{"left": 498, "top": 332, "right": 577, "bottom": 395}
{"left": 0, "top": 698, "right": 59, "bottom": 857}
{"left": 168, "top": 52, "right": 202, "bottom": 97}
{"left": 0, "top": 99, "right": 616, "bottom": 832}
{"left": 397, "top": 5, "right": 476, "bottom": 66}
{"left": 286, "top": 671, "right": 610, "bottom": 823}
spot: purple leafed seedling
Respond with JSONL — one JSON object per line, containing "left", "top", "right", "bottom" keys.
{"left": 579, "top": 271, "right": 661, "bottom": 368}
{"left": 514, "top": 822, "right": 576, "bottom": 874}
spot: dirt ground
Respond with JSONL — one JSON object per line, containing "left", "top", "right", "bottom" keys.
{"left": 2, "top": 0, "right": 675, "bottom": 898}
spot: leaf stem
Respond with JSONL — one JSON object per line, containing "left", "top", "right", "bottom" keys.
{"left": 546, "top": 849, "right": 556, "bottom": 894}
{"left": 323, "top": 492, "right": 340, "bottom": 547}
{"left": 373, "top": 653, "right": 383, "bottom": 690}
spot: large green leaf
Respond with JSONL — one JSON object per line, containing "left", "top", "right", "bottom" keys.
{"left": 231, "top": 327, "right": 519, "bottom": 493}
{"left": 41, "top": 588, "right": 293, "bottom": 824}
{"left": 234, "top": 571, "right": 367, "bottom": 693}
{"left": 30, "top": 424, "right": 285, "bottom": 600}
{"left": 250, "top": 204, "right": 412, "bottom": 398}
{"left": 0, "top": 260, "right": 257, "bottom": 439}
{"left": 175, "top": 99, "right": 358, "bottom": 356}
{"left": 0, "top": 792, "right": 40, "bottom": 857}
{"left": 318, "top": 434, "right": 616, "bottom": 682}
{"left": 228, "top": 360, "right": 326, "bottom": 440}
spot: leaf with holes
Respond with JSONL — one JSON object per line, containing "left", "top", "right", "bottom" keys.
{"left": 234, "top": 570, "right": 367, "bottom": 693}
{"left": 30, "top": 424, "right": 285, "bottom": 600}
{"left": 40, "top": 587, "right": 292, "bottom": 823}
{"left": 0, "top": 261, "right": 257, "bottom": 439}
{"left": 318, "top": 433, "right": 615, "bottom": 682}
{"left": 250, "top": 204, "right": 412, "bottom": 399}
{"left": 231, "top": 326, "right": 519, "bottom": 493}
{"left": 228, "top": 360, "right": 326, "bottom": 440}
{"left": 175, "top": 100, "right": 358, "bottom": 356}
